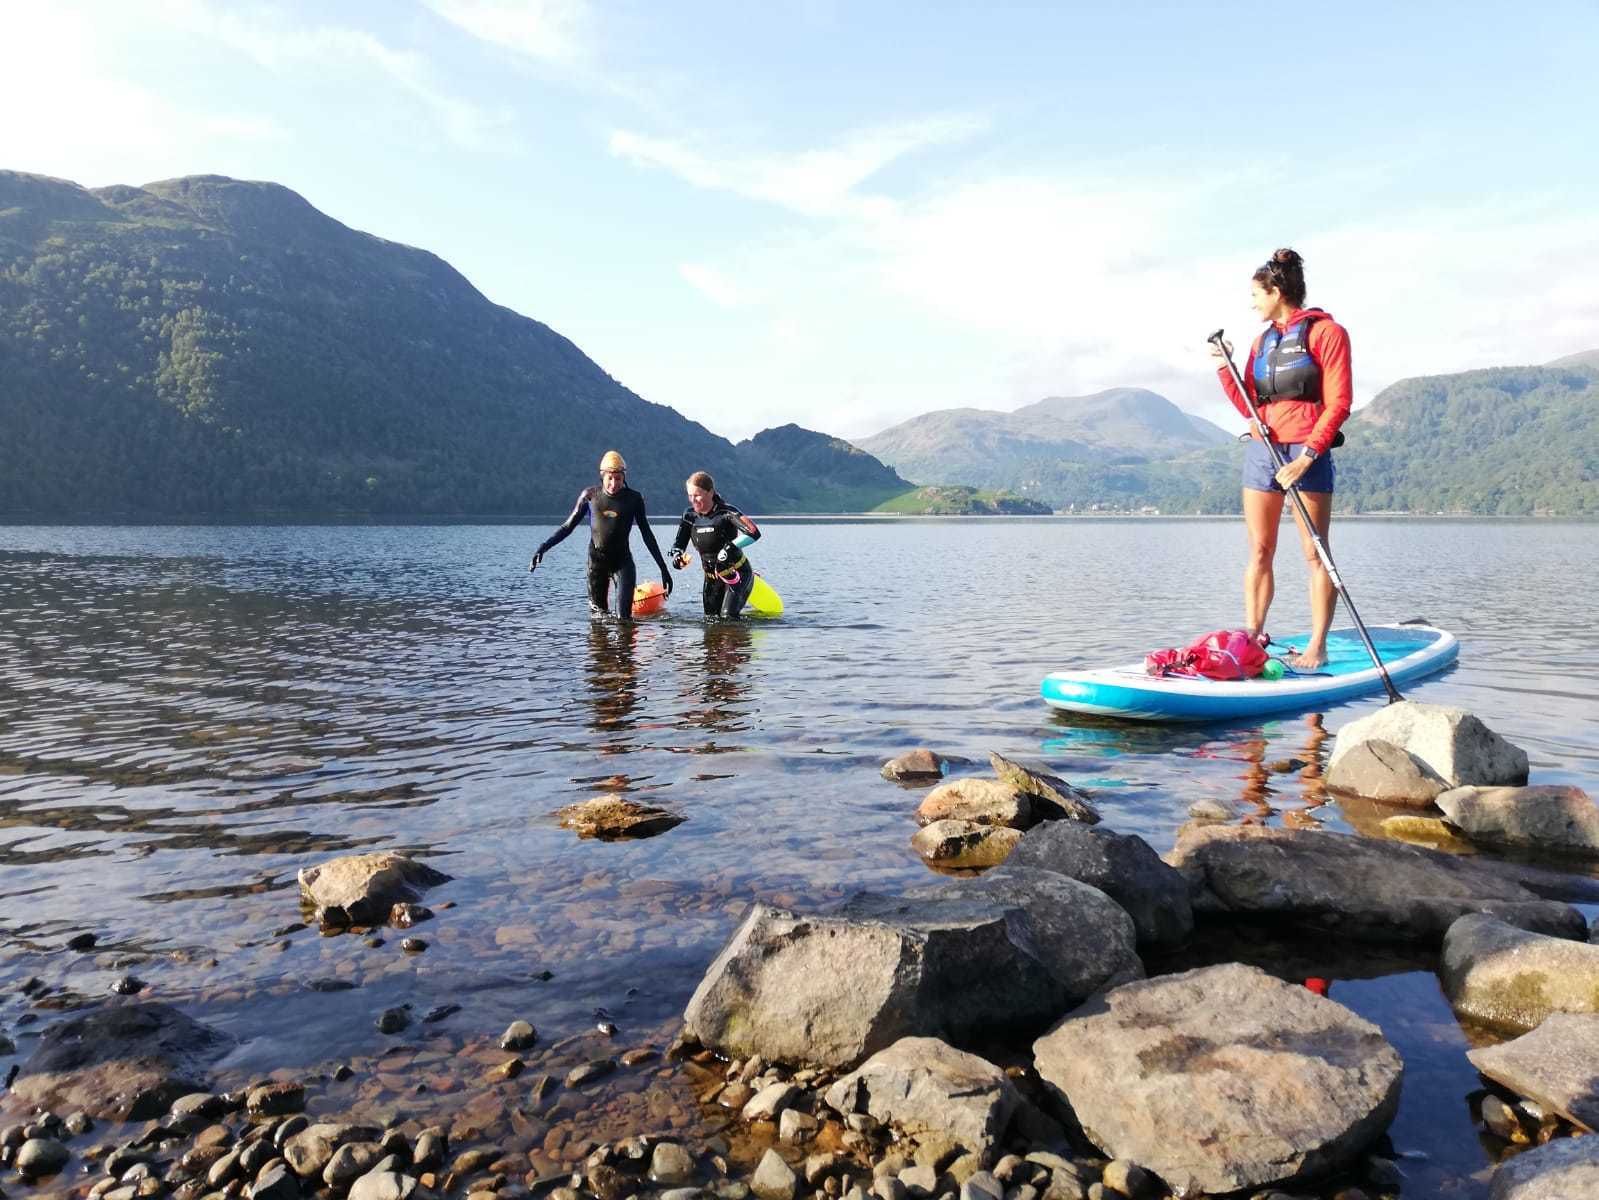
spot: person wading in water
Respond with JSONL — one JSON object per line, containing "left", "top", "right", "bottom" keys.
{"left": 529, "top": 451, "right": 672, "bottom": 620}
{"left": 669, "top": 471, "right": 761, "bottom": 619}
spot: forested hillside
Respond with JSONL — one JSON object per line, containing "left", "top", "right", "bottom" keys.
{"left": 0, "top": 171, "right": 897, "bottom": 515}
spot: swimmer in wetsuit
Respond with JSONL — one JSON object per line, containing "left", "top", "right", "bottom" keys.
{"left": 669, "top": 471, "right": 761, "bottom": 619}
{"left": 529, "top": 451, "right": 671, "bottom": 620}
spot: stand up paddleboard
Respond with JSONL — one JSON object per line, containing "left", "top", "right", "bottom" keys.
{"left": 1041, "top": 623, "right": 1457, "bottom": 723}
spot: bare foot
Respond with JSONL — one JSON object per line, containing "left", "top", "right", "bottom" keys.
{"left": 1288, "top": 648, "right": 1327, "bottom": 669}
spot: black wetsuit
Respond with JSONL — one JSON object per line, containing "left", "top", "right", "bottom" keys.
{"left": 670, "top": 496, "right": 761, "bottom": 618}
{"left": 537, "top": 485, "right": 669, "bottom": 619}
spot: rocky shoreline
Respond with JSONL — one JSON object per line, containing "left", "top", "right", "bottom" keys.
{"left": 6, "top": 703, "right": 1599, "bottom": 1200}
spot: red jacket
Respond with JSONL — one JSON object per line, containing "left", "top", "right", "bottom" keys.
{"left": 1217, "top": 308, "right": 1352, "bottom": 454}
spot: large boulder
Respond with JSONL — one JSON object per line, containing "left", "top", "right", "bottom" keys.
{"left": 915, "top": 779, "right": 1033, "bottom": 829}
{"left": 824, "top": 1038, "right": 1020, "bottom": 1157}
{"left": 1441, "top": 914, "right": 1599, "bottom": 1032}
{"left": 683, "top": 887, "right": 1137, "bottom": 1069}
{"left": 1327, "top": 702, "right": 1528, "bottom": 788}
{"left": 989, "top": 752, "right": 1099, "bottom": 824}
{"left": 1468, "top": 1014, "right": 1599, "bottom": 1131}
{"left": 11, "top": 1003, "right": 234, "bottom": 1120}
{"left": 1008, "top": 821, "right": 1191, "bottom": 949}
{"left": 1166, "top": 826, "right": 1585, "bottom": 943}
{"left": 906, "top": 864, "right": 1143, "bottom": 998}
{"left": 1488, "top": 1134, "right": 1599, "bottom": 1199}
{"left": 297, "top": 851, "right": 451, "bottom": 927}
{"left": 1324, "top": 739, "right": 1447, "bottom": 805}
{"left": 1437, "top": 785, "right": 1599, "bottom": 859}
{"left": 1032, "top": 963, "right": 1402, "bottom": 1195}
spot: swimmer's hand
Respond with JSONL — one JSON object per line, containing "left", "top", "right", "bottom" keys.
{"left": 528, "top": 551, "right": 543, "bottom": 573}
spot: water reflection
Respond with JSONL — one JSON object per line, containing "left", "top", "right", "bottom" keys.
{"left": 676, "top": 623, "right": 757, "bottom": 739}
{"left": 585, "top": 619, "right": 641, "bottom": 743}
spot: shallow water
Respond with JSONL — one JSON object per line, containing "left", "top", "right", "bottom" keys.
{"left": 2, "top": 517, "right": 1597, "bottom": 1194}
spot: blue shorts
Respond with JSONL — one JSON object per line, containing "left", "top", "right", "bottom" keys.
{"left": 1243, "top": 439, "right": 1335, "bottom": 494}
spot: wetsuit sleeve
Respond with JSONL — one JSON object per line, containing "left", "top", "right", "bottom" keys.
{"left": 1217, "top": 338, "right": 1260, "bottom": 422}
{"left": 733, "top": 510, "right": 760, "bottom": 543}
{"left": 634, "top": 493, "right": 670, "bottom": 574}
{"left": 669, "top": 512, "right": 693, "bottom": 558}
{"left": 537, "top": 490, "right": 590, "bottom": 556}
{"left": 1304, "top": 321, "right": 1352, "bottom": 454}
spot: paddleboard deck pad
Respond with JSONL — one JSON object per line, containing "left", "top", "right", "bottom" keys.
{"left": 1041, "top": 623, "right": 1457, "bottom": 722}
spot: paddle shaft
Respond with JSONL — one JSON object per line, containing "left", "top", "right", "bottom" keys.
{"left": 1208, "top": 329, "right": 1403, "bottom": 703}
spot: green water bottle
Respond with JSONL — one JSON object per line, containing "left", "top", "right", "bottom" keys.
{"left": 1262, "top": 658, "right": 1286, "bottom": 681}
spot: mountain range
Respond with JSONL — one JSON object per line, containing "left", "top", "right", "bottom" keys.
{"left": 0, "top": 170, "right": 912, "bottom": 516}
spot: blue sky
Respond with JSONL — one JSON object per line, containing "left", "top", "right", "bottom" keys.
{"left": 5, "top": 0, "right": 1597, "bottom": 440}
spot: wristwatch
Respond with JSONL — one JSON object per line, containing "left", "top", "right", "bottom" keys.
{"left": 1300, "top": 447, "right": 1319, "bottom": 461}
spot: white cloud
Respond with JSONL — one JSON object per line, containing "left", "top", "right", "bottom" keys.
{"left": 608, "top": 114, "right": 987, "bottom": 218}
{"left": 678, "top": 263, "right": 746, "bottom": 308}
{"left": 421, "top": 0, "right": 591, "bottom": 66}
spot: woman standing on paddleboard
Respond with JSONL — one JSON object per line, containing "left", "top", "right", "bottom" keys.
{"left": 1210, "top": 249, "right": 1352, "bottom": 669}
{"left": 670, "top": 471, "right": 762, "bottom": 619}
{"left": 528, "top": 450, "right": 672, "bottom": 620}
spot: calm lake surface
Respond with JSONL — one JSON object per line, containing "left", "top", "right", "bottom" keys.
{"left": 3, "top": 517, "right": 1597, "bottom": 1195}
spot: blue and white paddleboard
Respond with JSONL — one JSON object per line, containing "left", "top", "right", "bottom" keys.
{"left": 1040, "top": 623, "right": 1458, "bottom": 723}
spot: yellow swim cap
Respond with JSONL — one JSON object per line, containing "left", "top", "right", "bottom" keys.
{"left": 599, "top": 450, "right": 627, "bottom": 474}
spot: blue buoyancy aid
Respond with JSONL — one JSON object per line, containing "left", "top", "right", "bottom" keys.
{"left": 1253, "top": 313, "right": 1324, "bottom": 402}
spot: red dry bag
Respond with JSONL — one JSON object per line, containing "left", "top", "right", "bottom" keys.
{"left": 1145, "top": 629, "right": 1269, "bottom": 681}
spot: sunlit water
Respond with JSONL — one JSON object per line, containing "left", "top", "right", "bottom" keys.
{"left": 2, "top": 517, "right": 1596, "bottom": 1195}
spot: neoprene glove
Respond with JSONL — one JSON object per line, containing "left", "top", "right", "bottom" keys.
{"left": 529, "top": 550, "right": 543, "bottom": 572}
{"left": 662, "top": 574, "right": 673, "bottom": 598}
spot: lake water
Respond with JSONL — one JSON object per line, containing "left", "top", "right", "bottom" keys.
{"left": 2, "top": 517, "right": 1597, "bottom": 1195}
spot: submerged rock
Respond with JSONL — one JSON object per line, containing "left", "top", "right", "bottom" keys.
{"left": 824, "top": 1038, "right": 1019, "bottom": 1156}
{"left": 1008, "top": 821, "right": 1191, "bottom": 949}
{"left": 1032, "top": 963, "right": 1402, "bottom": 1195}
{"left": 1327, "top": 701, "right": 1529, "bottom": 789}
{"left": 1468, "top": 1013, "right": 1599, "bottom": 1131}
{"left": 298, "top": 852, "right": 451, "bottom": 927}
{"left": 1487, "top": 1133, "right": 1599, "bottom": 1198}
{"left": 1324, "top": 738, "right": 1448, "bottom": 805}
{"left": 911, "top": 820, "right": 1021, "bottom": 868}
{"left": 1441, "top": 914, "right": 1599, "bottom": 1032}
{"left": 1166, "top": 826, "right": 1585, "bottom": 943}
{"left": 683, "top": 887, "right": 1137, "bottom": 1069}
{"left": 989, "top": 753, "right": 1099, "bottom": 824}
{"left": 554, "top": 795, "right": 685, "bottom": 840}
{"left": 1437, "top": 785, "right": 1599, "bottom": 859}
{"left": 11, "top": 1002, "right": 234, "bottom": 1120}
{"left": 882, "top": 750, "right": 948, "bottom": 783}
{"left": 915, "top": 779, "right": 1033, "bottom": 829}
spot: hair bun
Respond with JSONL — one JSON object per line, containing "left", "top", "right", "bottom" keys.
{"left": 1272, "top": 247, "right": 1302, "bottom": 266}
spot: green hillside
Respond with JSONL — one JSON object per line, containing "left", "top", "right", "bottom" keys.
{"left": 0, "top": 171, "right": 897, "bottom": 516}
{"left": 873, "top": 486, "right": 1052, "bottom": 515}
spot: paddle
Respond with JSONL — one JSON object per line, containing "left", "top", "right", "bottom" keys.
{"left": 1208, "top": 329, "right": 1403, "bottom": 703}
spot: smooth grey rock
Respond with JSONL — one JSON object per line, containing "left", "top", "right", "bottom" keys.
{"left": 650, "top": 1141, "right": 696, "bottom": 1185}
{"left": 1033, "top": 963, "right": 1402, "bottom": 1195}
{"left": 751, "top": 1149, "right": 797, "bottom": 1200}
{"left": 883, "top": 750, "right": 948, "bottom": 782}
{"left": 250, "top": 1164, "right": 300, "bottom": 1200}
{"left": 1437, "top": 785, "right": 1599, "bottom": 859}
{"left": 297, "top": 852, "right": 450, "bottom": 927}
{"left": 1324, "top": 739, "right": 1447, "bottom": 805}
{"left": 960, "top": 1171, "right": 1002, "bottom": 1200}
{"left": 1328, "top": 701, "right": 1529, "bottom": 788}
{"left": 742, "top": 1082, "right": 800, "bottom": 1121}
{"left": 283, "top": 1124, "right": 382, "bottom": 1179}
{"left": 1471, "top": 1009, "right": 1599, "bottom": 1124}
{"left": 1442, "top": 915, "right": 1599, "bottom": 1032}
{"left": 324, "top": 1142, "right": 384, "bottom": 1187}
{"left": 1166, "top": 826, "right": 1585, "bottom": 943}
{"left": 16, "top": 1137, "right": 70, "bottom": 1177}
{"left": 10, "top": 1003, "right": 233, "bottom": 1120}
{"left": 1488, "top": 1134, "right": 1599, "bottom": 1198}
{"left": 1008, "top": 821, "right": 1191, "bottom": 948}
{"left": 911, "top": 819, "right": 1021, "bottom": 868}
{"left": 916, "top": 780, "right": 1033, "bottom": 829}
{"left": 905, "top": 865, "right": 1142, "bottom": 1003}
{"left": 685, "top": 890, "right": 1137, "bottom": 1069}
{"left": 779, "top": 1109, "right": 819, "bottom": 1143}
{"left": 349, "top": 1170, "right": 434, "bottom": 1200}
{"left": 989, "top": 753, "right": 1100, "bottom": 824}
{"left": 826, "top": 1038, "right": 1019, "bottom": 1156}
{"left": 500, "top": 1020, "right": 537, "bottom": 1051}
